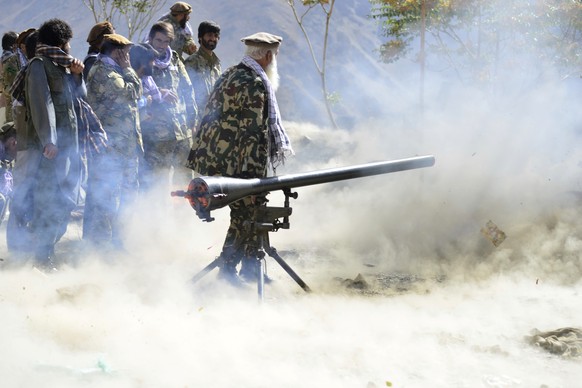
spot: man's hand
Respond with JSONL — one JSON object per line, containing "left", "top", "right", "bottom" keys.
{"left": 184, "top": 42, "right": 197, "bottom": 55}
{"left": 70, "top": 58, "right": 84, "bottom": 75}
{"left": 114, "top": 48, "right": 131, "bottom": 69}
{"left": 43, "top": 143, "right": 58, "bottom": 159}
{"left": 160, "top": 88, "right": 179, "bottom": 104}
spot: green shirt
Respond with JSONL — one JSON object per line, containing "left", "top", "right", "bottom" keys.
{"left": 184, "top": 48, "right": 221, "bottom": 112}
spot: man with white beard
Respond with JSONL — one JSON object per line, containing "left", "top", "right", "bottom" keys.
{"left": 186, "top": 32, "right": 293, "bottom": 286}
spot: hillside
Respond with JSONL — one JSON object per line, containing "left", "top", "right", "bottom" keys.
{"left": 0, "top": 0, "right": 398, "bottom": 126}
{"left": 2, "top": 4, "right": 582, "bottom": 387}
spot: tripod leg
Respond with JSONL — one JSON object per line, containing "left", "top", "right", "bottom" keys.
{"left": 257, "top": 257, "right": 265, "bottom": 302}
{"left": 265, "top": 246, "right": 312, "bottom": 293}
{"left": 190, "top": 257, "right": 221, "bottom": 284}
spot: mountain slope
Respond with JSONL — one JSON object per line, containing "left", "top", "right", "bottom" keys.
{"left": 0, "top": 0, "right": 397, "bottom": 126}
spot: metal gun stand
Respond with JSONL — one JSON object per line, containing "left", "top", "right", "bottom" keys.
{"left": 190, "top": 188, "right": 312, "bottom": 301}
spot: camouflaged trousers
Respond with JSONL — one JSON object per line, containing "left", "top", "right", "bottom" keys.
{"left": 83, "top": 135, "right": 139, "bottom": 245}
{"left": 220, "top": 194, "right": 267, "bottom": 268}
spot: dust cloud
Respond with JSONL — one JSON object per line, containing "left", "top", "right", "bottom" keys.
{"left": 2, "top": 9, "right": 582, "bottom": 388}
{"left": 2, "top": 96, "right": 582, "bottom": 386}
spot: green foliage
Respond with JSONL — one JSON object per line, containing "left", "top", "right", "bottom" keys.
{"left": 82, "top": 0, "right": 168, "bottom": 40}
{"left": 370, "top": 0, "right": 451, "bottom": 63}
{"left": 370, "top": 0, "right": 582, "bottom": 81}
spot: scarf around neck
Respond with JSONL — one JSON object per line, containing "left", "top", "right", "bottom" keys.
{"left": 153, "top": 46, "right": 172, "bottom": 69}
{"left": 11, "top": 44, "right": 75, "bottom": 102}
{"left": 1, "top": 49, "right": 14, "bottom": 63}
{"left": 36, "top": 44, "right": 74, "bottom": 68}
{"left": 241, "top": 55, "right": 293, "bottom": 170}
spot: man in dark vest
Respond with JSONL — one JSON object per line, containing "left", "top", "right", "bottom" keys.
{"left": 23, "top": 18, "right": 84, "bottom": 270}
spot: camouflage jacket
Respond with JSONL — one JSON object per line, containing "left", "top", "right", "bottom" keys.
{"left": 2, "top": 53, "right": 19, "bottom": 96}
{"left": 86, "top": 59, "right": 143, "bottom": 150}
{"left": 159, "top": 14, "right": 196, "bottom": 59}
{"left": 184, "top": 49, "right": 221, "bottom": 112}
{"left": 186, "top": 63, "right": 269, "bottom": 178}
{"left": 143, "top": 50, "right": 197, "bottom": 142}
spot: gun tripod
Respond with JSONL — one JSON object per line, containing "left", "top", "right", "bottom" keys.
{"left": 190, "top": 189, "right": 311, "bottom": 301}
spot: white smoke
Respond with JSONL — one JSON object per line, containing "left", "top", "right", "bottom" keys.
{"left": 3, "top": 82, "right": 581, "bottom": 385}
{"left": 2, "top": 1, "right": 582, "bottom": 387}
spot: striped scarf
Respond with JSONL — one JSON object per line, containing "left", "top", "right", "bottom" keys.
{"left": 76, "top": 98, "right": 108, "bottom": 157}
{"left": 241, "top": 55, "right": 293, "bottom": 170}
{"left": 11, "top": 43, "right": 75, "bottom": 104}
{"left": 35, "top": 43, "right": 75, "bottom": 68}
{"left": 12, "top": 44, "right": 75, "bottom": 104}
{"left": 10, "top": 66, "right": 27, "bottom": 102}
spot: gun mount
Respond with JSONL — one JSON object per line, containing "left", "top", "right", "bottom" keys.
{"left": 171, "top": 155, "right": 435, "bottom": 222}
{"left": 172, "top": 155, "right": 435, "bottom": 299}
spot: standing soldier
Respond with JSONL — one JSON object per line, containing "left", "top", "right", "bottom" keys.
{"left": 4, "top": 28, "right": 35, "bottom": 123}
{"left": 10, "top": 29, "right": 37, "bottom": 141}
{"left": 186, "top": 32, "right": 293, "bottom": 285}
{"left": 158, "top": 2, "right": 197, "bottom": 60}
{"left": 5, "top": 30, "right": 39, "bottom": 254}
{"left": 1, "top": 31, "right": 19, "bottom": 123}
{"left": 0, "top": 122, "right": 17, "bottom": 225}
{"left": 129, "top": 43, "right": 161, "bottom": 120}
{"left": 83, "top": 21, "right": 115, "bottom": 80}
{"left": 142, "top": 21, "right": 197, "bottom": 190}
{"left": 184, "top": 21, "right": 221, "bottom": 113}
{"left": 23, "top": 19, "right": 84, "bottom": 268}
{"left": 85, "top": 33, "right": 142, "bottom": 250}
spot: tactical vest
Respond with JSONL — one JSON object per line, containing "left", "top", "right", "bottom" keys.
{"left": 25, "top": 56, "right": 78, "bottom": 150}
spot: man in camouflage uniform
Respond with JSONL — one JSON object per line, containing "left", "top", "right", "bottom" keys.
{"left": 5, "top": 30, "right": 39, "bottom": 254}
{"left": 1, "top": 31, "right": 19, "bottom": 123}
{"left": 21, "top": 19, "right": 84, "bottom": 268}
{"left": 85, "top": 33, "right": 142, "bottom": 249}
{"left": 158, "top": 2, "right": 197, "bottom": 60}
{"left": 142, "top": 21, "right": 197, "bottom": 190}
{"left": 184, "top": 21, "right": 221, "bottom": 113}
{"left": 84, "top": 21, "right": 115, "bottom": 80}
{"left": 0, "top": 121, "right": 17, "bottom": 225}
{"left": 10, "top": 28, "right": 37, "bottom": 148}
{"left": 186, "top": 32, "right": 293, "bottom": 285}
{"left": 5, "top": 29, "right": 35, "bottom": 124}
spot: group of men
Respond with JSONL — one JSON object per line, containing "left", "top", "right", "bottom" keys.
{"left": 0, "top": 1, "right": 293, "bottom": 286}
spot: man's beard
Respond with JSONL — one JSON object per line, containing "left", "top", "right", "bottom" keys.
{"left": 264, "top": 56, "right": 279, "bottom": 92}
{"left": 200, "top": 38, "right": 216, "bottom": 51}
{"left": 179, "top": 18, "right": 187, "bottom": 29}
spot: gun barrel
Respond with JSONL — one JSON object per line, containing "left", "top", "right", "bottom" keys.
{"left": 255, "top": 155, "right": 435, "bottom": 192}
{"left": 173, "top": 155, "right": 435, "bottom": 221}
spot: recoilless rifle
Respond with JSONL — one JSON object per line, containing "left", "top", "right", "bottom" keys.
{"left": 171, "top": 155, "right": 435, "bottom": 300}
